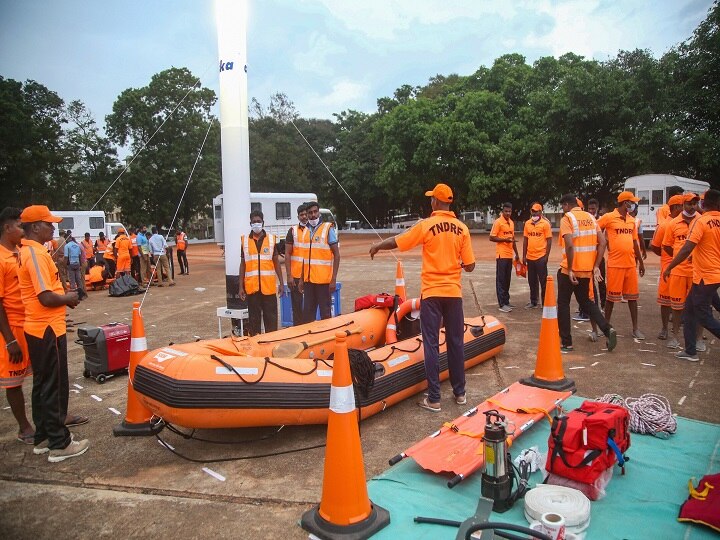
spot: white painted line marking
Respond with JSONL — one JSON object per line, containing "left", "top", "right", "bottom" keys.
{"left": 634, "top": 339, "right": 643, "bottom": 344}
{"left": 594, "top": 353, "right": 606, "bottom": 357}
{"left": 158, "top": 439, "right": 174, "bottom": 451}
{"left": 568, "top": 366, "right": 585, "bottom": 370}
{"left": 70, "top": 389, "right": 80, "bottom": 394}
{"left": 86, "top": 308, "right": 91, "bottom": 311}
{"left": 193, "top": 335, "right": 201, "bottom": 339}
{"left": 678, "top": 395, "right": 687, "bottom": 406}
{"left": 202, "top": 467, "right": 226, "bottom": 482}
{"left": 641, "top": 363, "right": 656, "bottom": 367}
{"left": 645, "top": 342, "right": 657, "bottom": 346}
{"left": 3, "top": 406, "right": 10, "bottom": 410}
{"left": 108, "top": 407, "right": 121, "bottom": 415}
{"left": 573, "top": 325, "right": 578, "bottom": 329}
{"left": 504, "top": 366, "right": 519, "bottom": 369}
{"left": 638, "top": 349, "right": 656, "bottom": 353}
{"left": 591, "top": 361, "right": 600, "bottom": 366}
{"left": 73, "top": 383, "right": 83, "bottom": 389}
{"left": 151, "top": 324, "right": 156, "bottom": 327}
{"left": 104, "top": 313, "right": 109, "bottom": 315}
{"left": 91, "top": 394, "right": 103, "bottom": 402}
{"left": 689, "top": 380, "right": 695, "bottom": 389}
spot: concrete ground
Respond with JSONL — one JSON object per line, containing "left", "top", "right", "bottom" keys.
{"left": 1, "top": 234, "right": 718, "bottom": 539}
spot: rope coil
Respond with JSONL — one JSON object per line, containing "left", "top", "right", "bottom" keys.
{"left": 596, "top": 393, "right": 677, "bottom": 436}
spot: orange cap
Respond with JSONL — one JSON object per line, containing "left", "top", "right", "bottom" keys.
{"left": 20, "top": 205, "right": 63, "bottom": 223}
{"left": 617, "top": 191, "right": 640, "bottom": 203}
{"left": 117, "top": 228, "right": 126, "bottom": 234}
{"left": 667, "top": 195, "right": 684, "bottom": 207}
{"left": 575, "top": 198, "right": 584, "bottom": 209}
{"left": 683, "top": 192, "right": 699, "bottom": 202}
{"left": 531, "top": 203, "right": 543, "bottom": 212}
{"left": 424, "top": 183, "right": 453, "bottom": 203}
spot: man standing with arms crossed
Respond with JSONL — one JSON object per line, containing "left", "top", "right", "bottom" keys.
{"left": 522, "top": 202, "right": 552, "bottom": 309}
{"left": 490, "top": 202, "right": 519, "bottom": 312}
{"left": 663, "top": 189, "right": 720, "bottom": 361}
{"left": 285, "top": 203, "right": 308, "bottom": 326}
{"left": 556, "top": 194, "right": 617, "bottom": 353}
{"left": 370, "top": 183, "right": 475, "bottom": 412}
{"left": 18, "top": 205, "right": 89, "bottom": 462}
{"left": 299, "top": 201, "right": 340, "bottom": 323}
{"left": 597, "top": 192, "right": 646, "bottom": 339}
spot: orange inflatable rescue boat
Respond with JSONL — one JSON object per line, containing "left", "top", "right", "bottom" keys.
{"left": 132, "top": 299, "right": 506, "bottom": 428}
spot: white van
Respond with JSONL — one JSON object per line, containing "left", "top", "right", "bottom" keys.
{"left": 623, "top": 174, "right": 710, "bottom": 242}
{"left": 213, "top": 192, "right": 337, "bottom": 244}
{"left": 51, "top": 211, "right": 127, "bottom": 242}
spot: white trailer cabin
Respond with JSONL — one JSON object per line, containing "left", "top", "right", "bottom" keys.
{"left": 50, "top": 210, "right": 128, "bottom": 242}
{"left": 623, "top": 174, "right": 710, "bottom": 241}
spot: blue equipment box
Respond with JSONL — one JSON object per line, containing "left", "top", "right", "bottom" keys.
{"left": 280, "top": 282, "right": 341, "bottom": 327}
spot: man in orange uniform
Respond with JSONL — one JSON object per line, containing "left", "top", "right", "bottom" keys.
{"left": 556, "top": 194, "right": 616, "bottom": 353}
{"left": 650, "top": 195, "right": 683, "bottom": 340}
{"left": 284, "top": 203, "right": 308, "bottom": 326}
{"left": 522, "top": 202, "right": 552, "bottom": 308}
{"left": 17, "top": 205, "right": 89, "bottom": 462}
{"left": 0, "top": 208, "right": 34, "bottom": 444}
{"left": 114, "top": 229, "right": 132, "bottom": 276}
{"left": 81, "top": 232, "right": 94, "bottom": 271}
{"left": 239, "top": 210, "right": 284, "bottom": 335}
{"left": 370, "top": 183, "right": 476, "bottom": 412}
{"left": 490, "top": 202, "right": 519, "bottom": 312}
{"left": 298, "top": 201, "right": 340, "bottom": 323}
{"left": 657, "top": 185, "right": 685, "bottom": 225}
{"left": 664, "top": 189, "right": 720, "bottom": 361}
{"left": 94, "top": 232, "right": 108, "bottom": 267}
{"left": 597, "top": 191, "right": 646, "bottom": 339}
{"left": 662, "top": 193, "right": 701, "bottom": 349}
{"left": 175, "top": 227, "right": 189, "bottom": 275}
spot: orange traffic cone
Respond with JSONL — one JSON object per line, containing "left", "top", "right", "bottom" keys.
{"left": 395, "top": 260, "right": 406, "bottom": 302}
{"left": 520, "top": 276, "right": 576, "bottom": 392}
{"left": 301, "top": 332, "right": 390, "bottom": 538}
{"left": 113, "top": 302, "right": 162, "bottom": 436}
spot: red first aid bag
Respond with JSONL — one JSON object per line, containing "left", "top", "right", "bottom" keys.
{"left": 354, "top": 293, "right": 396, "bottom": 312}
{"left": 546, "top": 401, "right": 630, "bottom": 484}
{"left": 514, "top": 258, "right": 527, "bottom": 278}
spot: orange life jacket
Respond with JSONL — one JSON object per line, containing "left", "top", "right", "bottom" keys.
{"left": 300, "top": 222, "right": 333, "bottom": 284}
{"left": 242, "top": 233, "right": 277, "bottom": 295}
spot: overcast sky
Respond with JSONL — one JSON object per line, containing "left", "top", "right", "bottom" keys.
{"left": 0, "top": 0, "right": 713, "bottom": 127}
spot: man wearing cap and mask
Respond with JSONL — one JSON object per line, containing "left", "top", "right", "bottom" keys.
{"left": 522, "top": 202, "right": 552, "bottom": 308}
{"left": 370, "top": 183, "right": 475, "bottom": 412}
{"left": 663, "top": 188, "right": 720, "bottom": 361}
{"left": 650, "top": 194, "right": 684, "bottom": 340}
{"left": 17, "top": 205, "right": 89, "bottom": 462}
{"left": 490, "top": 202, "right": 520, "bottom": 312}
{"left": 597, "top": 191, "right": 646, "bottom": 340}
{"left": 284, "top": 203, "right": 308, "bottom": 326}
{"left": 662, "top": 193, "right": 704, "bottom": 350}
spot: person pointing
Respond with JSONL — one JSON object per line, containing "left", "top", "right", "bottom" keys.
{"left": 370, "top": 183, "right": 475, "bottom": 412}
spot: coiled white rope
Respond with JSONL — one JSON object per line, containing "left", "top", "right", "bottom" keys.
{"left": 596, "top": 393, "right": 677, "bottom": 437}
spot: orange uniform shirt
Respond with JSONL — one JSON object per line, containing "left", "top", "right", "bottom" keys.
{"left": 395, "top": 210, "right": 475, "bottom": 298}
{"left": 656, "top": 204, "right": 670, "bottom": 225}
{"left": 662, "top": 214, "right": 697, "bottom": 278}
{"left": 490, "top": 217, "right": 515, "bottom": 259}
{"left": 0, "top": 244, "right": 25, "bottom": 326}
{"left": 115, "top": 235, "right": 131, "bottom": 258}
{"left": 597, "top": 209, "right": 638, "bottom": 268}
{"left": 651, "top": 220, "right": 672, "bottom": 271}
{"left": 129, "top": 234, "right": 139, "bottom": 257}
{"left": 18, "top": 239, "right": 66, "bottom": 338}
{"left": 687, "top": 210, "right": 720, "bottom": 285}
{"left": 523, "top": 218, "right": 552, "bottom": 261}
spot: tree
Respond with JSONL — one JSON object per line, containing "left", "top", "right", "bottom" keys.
{"left": 105, "top": 67, "right": 220, "bottom": 227}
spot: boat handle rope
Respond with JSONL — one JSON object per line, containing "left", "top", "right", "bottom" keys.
{"left": 256, "top": 320, "right": 355, "bottom": 344}
{"left": 209, "top": 354, "right": 333, "bottom": 385}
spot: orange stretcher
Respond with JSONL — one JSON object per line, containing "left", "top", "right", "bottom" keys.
{"left": 389, "top": 381, "right": 572, "bottom": 487}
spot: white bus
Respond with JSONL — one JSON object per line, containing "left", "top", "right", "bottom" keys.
{"left": 50, "top": 210, "right": 128, "bottom": 241}
{"left": 624, "top": 174, "right": 710, "bottom": 242}
{"left": 213, "top": 193, "right": 336, "bottom": 245}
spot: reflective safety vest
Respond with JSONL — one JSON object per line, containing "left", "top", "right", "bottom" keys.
{"left": 130, "top": 234, "right": 139, "bottom": 257}
{"left": 300, "top": 222, "right": 333, "bottom": 284}
{"left": 242, "top": 233, "right": 277, "bottom": 295}
{"left": 289, "top": 225, "right": 308, "bottom": 279}
{"left": 560, "top": 210, "right": 598, "bottom": 272}
{"left": 176, "top": 232, "right": 187, "bottom": 250}
{"left": 104, "top": 241, "right": 116, "bottom": 261}
{"left": 96, "top": 238, "right": 108, "bottom": 254}
{"left": 81, "top": 239, "right": 95, "bottom": 259}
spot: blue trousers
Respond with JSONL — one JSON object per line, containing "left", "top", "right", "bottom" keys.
{"left": 527, "top": 258, "right": 548, "bottom": 305}
{"left": 420, "top": 297, "right": 465, "bottom": 403}
{"left": 496, "top": 258, "right": 513, "bottom": 307}
{"left": 682, "top": 280, "right": 720, "bottom": 355}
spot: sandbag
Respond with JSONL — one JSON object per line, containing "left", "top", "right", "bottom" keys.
{"left": 109, "top": 274, "right": 140, "bottom": 297}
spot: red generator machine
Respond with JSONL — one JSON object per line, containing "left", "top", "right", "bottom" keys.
{"left": 76, "top": 322, "right": 131, "bottom": 383}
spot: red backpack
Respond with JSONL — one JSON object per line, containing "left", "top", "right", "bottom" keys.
{"left": 354, "top": 293, "right": 397, "bottom": 312}
{"left": 546, "top": 401, "right": 630, "bottom": 484}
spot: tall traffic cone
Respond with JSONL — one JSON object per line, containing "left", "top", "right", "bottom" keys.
{"left": 394, "top": 260, "right": 406, "bottom": 303}
{"left": 520, "top": 276, "right": 576, "bottom": 392}
{"left": 113, "top": 302, "right": 163, "bottom": 436}
{"left": 301, "top": 332, "right": 390, "bottom": 538}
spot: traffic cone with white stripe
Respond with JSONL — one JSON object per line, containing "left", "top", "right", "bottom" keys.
{"left": 113, "top": 302, "right": 163, "bottom": 436}
{"left": 520, "top": 276, "right": 576, "bottom": 392}
{"left": 395, "top": 260, "right": 406, "bottom": 303}
{"left": 301, "top": 332, "right": 390, "bottom": 538}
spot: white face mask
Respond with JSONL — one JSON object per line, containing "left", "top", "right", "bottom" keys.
{"left": 299, "top": 217, "right": 308, "bottom": 225}
{"left": 250, "top": 223, "right": 263, "bottom": 234}
{"left": 682, "top": 209, "right": 696, "bottom": 218}
{"left": 308, "top": 217, "right": 320, "bottom": 227}
{"left": 628, "top": 203, "right": 637, "bottom": 212}
{"left": 531, "top": 215, "right": 540, "bottom": 222}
